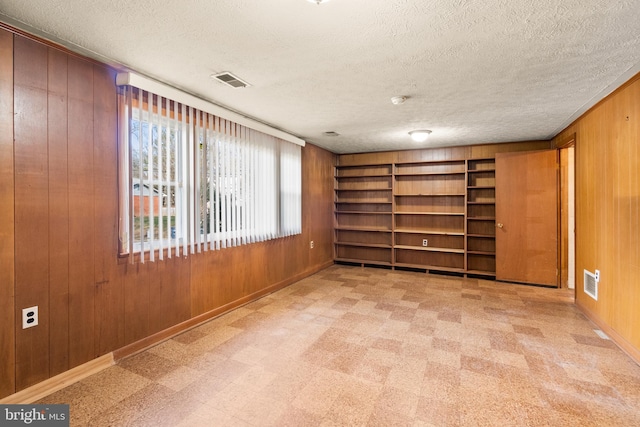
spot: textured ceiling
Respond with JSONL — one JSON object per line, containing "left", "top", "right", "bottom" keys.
{"left": 1, "top": 0, "right": 639, "bottom": 153}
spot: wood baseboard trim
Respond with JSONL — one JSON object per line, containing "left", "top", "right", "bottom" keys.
{"left": 0, "top": 353, "right": 114, "bottom": 404}
{"left": 576, "top": 299, "right": 640, "bottom": 366}
{"left": 114, "top": 260, "right": 334, "bottom": 361}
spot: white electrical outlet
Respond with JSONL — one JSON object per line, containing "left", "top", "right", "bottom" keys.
{"left": 22, "top": 306, "right": 38, "bottom": 329}
{"left": 595, "top": 269, "right": 600, "bottom": 281}
{"left": 422, "top": 239, "right": 428, "bottom": 247}
{"left": 310, "top": 240, "right": 314, "bottom": 249}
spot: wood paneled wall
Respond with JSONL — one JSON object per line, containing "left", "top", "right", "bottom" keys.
{"left": 337, "top": 141, "right": 552, "bottom": 166}
{"left": 0, "top": 28, "right": 15, "bottom": 399}
{"left": 554, "top": 73, "right": 640, "bottom": 359}
{"left": 0, "top": 30, "right": 335, "bottom": 398}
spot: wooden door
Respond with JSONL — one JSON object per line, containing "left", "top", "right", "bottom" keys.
{"left": 496, "top": 150, "right": 558, "bottom": 286}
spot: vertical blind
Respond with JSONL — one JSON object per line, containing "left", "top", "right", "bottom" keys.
{"left": 118, "top": 86, "right": 302, "bottom": 262}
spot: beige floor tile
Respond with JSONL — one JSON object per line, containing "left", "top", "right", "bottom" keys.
{"left": 157, "top": 365, "right": 202, "bottom": 392}
{"left": 81, "top": 365, "right": 152, "bottom": 403}
{"left": 34, "top": 265, "right": 640, "bottom": 426}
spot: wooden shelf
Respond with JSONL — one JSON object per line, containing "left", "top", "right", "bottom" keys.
{"left": 396, "top": 160, "right": 464, "bottom": 164}
{"left": 335, "top": 226, "right": 392, "bottom": 232}
{"left": 335, "top": 174, "right": 392, "bottom": 178}
{"left": 335, "top": 201, "right": 392, "bottom": 204}
{"left": 395, "top": 211, "right": 465, "bottom": 216}
{"left": 466, "top": 269, "right": 496, "bottom": 276}
{"left": 467, "top": 217, "right": 496, "bottom": 221}
{"left": 467, "top": 234, "right": 495, "bottom": 238}
{"left": 394, "top": 263, "right": 465, "bottom": 273}
{"left": 467, "top": 169, "right": 495, "bottom": 173}
{"left": 336, "top": 188, "right": 391, "bottom": 192}
{"left": 394, "top": 171, "right": 465, "bottom": 177}
{"left": 467, "top": 159, "right": 496, "bottom": 172}
{"left": 335, "top": 242, "right": 392, "bottom": 249}
{"left": 335, "top": 164, "right": 393, "bottom": 179}
{"left": 467, "top": 202, "right": 495, "bottom": 205}
{"left": 467, "top": 186, "right": 495, "bottom": 189}
{"left": 335, "top": 211, "right": 393, "bottom": 215}
{"left": 335, "top": 258, "right": 392, "bottom": 267}
{"left": 467, "top": 250, "right": 495, "bottom": 256}
{"left": 395, "top": 245, "right": 464, "bottom": 254}
{"left": 395, "top": 229, "right": 464, "bottom": 236}
{"left": 395, "top": 193, "right": 465, "bottom": 197}
{"left": 336, "top": 163, "right": 392, "bottom": 168}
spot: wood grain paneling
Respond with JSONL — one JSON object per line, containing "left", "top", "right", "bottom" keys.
{"left": 469, "top": 141, "right": 552, "bottom": 158}
{"left": 14, "top": 35, "right": 51, "bottom": 390}
{"left": 2, "top": 27, "right": 335, "bottom": 399}
{"left": 190, "top": 254, "right": 216, "bottom": 317}
{"left": 554, "top": 72, "right": 640, "bottom": 358}
{"left": 338, "top": 151, "right": 396, "bottom": 166}
{"left": 0, "top": 29, "right": 15, "bottom": 398}
{"left": 149, "top": 258, "right": 190, "bottom": 335}
{"left": 123, "top": 262, "right": 151, "bottom": 346}
{"left": 47, "top": 47, "right": 70, "bottom": 376}
{"left": 67, "top": 56, "right": 96, "bottom": 367}
{"left": 397, "top": 146, "right": 469, "bottom": 163}
{"left": 338, "top": 142, "right": 552, "bottom": 168}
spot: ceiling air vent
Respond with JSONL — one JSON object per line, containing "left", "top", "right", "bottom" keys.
{"left": 324, "top": 131, "right": 340, "bottom": 137}
{"left": 211, "top": 72, "right": 251, "bottom": 88}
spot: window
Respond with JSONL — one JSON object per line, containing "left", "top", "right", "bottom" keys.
{"left": 118, "top": 85, "right": 302, "bottom": 261}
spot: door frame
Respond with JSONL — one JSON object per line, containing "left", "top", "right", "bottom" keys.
{"left": 557, "top": 136, "right": 576, "bottom": 291}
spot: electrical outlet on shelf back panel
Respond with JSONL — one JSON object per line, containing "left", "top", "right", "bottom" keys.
{"left": 422, "top": 239, "right": 428, "bottom": 247}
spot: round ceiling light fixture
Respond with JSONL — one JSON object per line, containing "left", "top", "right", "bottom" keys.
{"left": 307, "top": 0, "right": 330, "bottom": 4}
{"left": 391, "top": 96, "right": 407, "bottom": 105}
{"left": 409, "top": 130, "right": 432, "bottom": 143}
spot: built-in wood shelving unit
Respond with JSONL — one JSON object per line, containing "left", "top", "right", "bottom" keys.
{"left": 334, "top": 160, "right": 474, "bottom": 273}
{"left": 394, "top": 160, "right": 465, "bottom": 272}
{"left": 465, "top": 159, "right": 496, "bottom": 277}
{"left": 333, "top": 141, "right": 553, "bottom": 276}
{"left": 334, "top": 164, "right": 394, "bottom": 266}
{"left": 333, "top": 155, "right": 501, "bottom": 276}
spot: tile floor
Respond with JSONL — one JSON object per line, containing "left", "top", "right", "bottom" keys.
{"left": 38, "top": 265, "right": 640, "bottom": 426}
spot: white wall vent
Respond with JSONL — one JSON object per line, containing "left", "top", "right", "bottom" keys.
{"left": 211, "top": 72, "right": 251, "bottom": 88}
{"left": 584, "top": 269, "right": 598, "bottom": 300}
